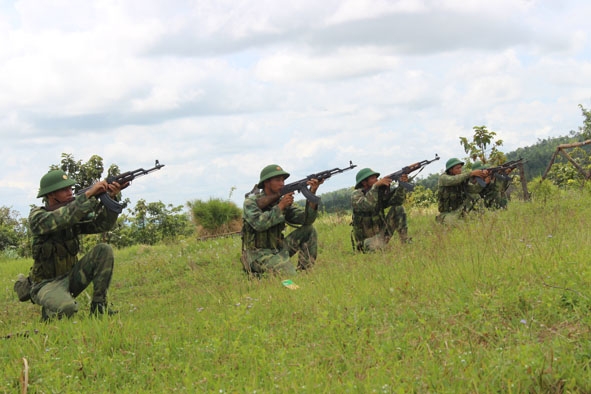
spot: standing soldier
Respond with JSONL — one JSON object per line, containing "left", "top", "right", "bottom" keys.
{"left": 436, "top": 158, "right": 488, "bottom": 225}
{"left": 22, "top": 169, "right": 126, "bottom": 321}
{"left": 351, "top": 167, "right": 410, "bottom": 252}
{"left": 241, "top": 164, "right": 322, "bottom": 276}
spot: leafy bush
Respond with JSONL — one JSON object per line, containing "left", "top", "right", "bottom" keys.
{"left": 188, "top": 198, "right": 242, "bottom": 232}
{"left": 406, "top": 185, "right": 436, "bottom": 208}
{"left": 120, "top": 199, "right": 194, "bottom": 246}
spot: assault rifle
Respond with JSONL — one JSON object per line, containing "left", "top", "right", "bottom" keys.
{"left": 49, "top": 160, "right": 165, "bottom": 214}
{"left": 383, "top": 154, "right": 440, "bottom": 191}
{"left": 474, "top": 158, "right": 524, "bottom": 187}
{"left": 247, "top": 161, "right": 357, "bottom": 209}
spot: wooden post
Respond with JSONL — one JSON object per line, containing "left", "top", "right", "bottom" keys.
{"left": 517, "top": 162, "right": 530, "bottom": 201}
{"left": 542, "top": 139, "right": 591, "bottom": 180}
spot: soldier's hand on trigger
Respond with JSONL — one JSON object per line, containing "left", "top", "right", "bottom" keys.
{"left": 278, "top": 192, "right": 295, "bottom": 210}
{"left": 399, "top": 174, "right": 409, "bottom": 183}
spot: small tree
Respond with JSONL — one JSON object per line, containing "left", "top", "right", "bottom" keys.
{"left": 578, "top": 104, "right": 591, "bottom": 140}
{"left": 50, "top": 153, "right": 105, "bottom": 191}
{"left": 117, "top": 199, "right": 193, "bottom": 246}
{"left": 0, "top": 206, "right": 29, "bottom": 257}
{"left": 406, "top": 185, "right": 436, "bottom": 209}
{"left": 459, "top": 125, "right": 506, "bottom": 165}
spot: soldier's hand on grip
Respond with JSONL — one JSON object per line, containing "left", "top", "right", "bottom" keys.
{"left": 108, "top": 181, "right": 127, "bottom": 198}
{"left": 307, "top": 178, "right": 323, "bottom": 194}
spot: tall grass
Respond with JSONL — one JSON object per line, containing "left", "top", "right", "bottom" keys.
{"left": 2, "top": 190, "right": 591, "bottom": 393}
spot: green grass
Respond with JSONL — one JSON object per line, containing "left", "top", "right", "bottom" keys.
{"left": 2, "top": 191, "right": 591, "bottom": 393}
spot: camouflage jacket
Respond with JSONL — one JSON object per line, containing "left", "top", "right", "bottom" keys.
{"left": 437, "top": 172, "right": 471, "bottom": 213}
{"left": 480, "top": 178, "right": 509, "bottom": 209}
{"left": 351, "top": 184, "right": 406, "bottom": 240}
{"left": 28, "top": 193, "right": 119, "bottom": 283}
{"left": 241, "top": 192, "right": 317, "bottom": 251}
{"left": 465, "top": 178, "right": 485, "bottom": 211}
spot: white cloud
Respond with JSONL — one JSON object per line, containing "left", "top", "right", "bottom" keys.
{"left": 255, "top": 47, "right": 400, "bottom": 82}
{"left": 1, "top": 0, "right": 591, "bottom": 217}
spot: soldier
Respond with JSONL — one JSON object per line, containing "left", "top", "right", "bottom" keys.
{"left": 480, "top": 166, "right": 511, "bottom": 210}
{"left": 25, "top": 169, "right": 126, "bottom": 321}
{"left": 351, "top": 167, "right": 410, "bottom": 252}
{"left": 436, "top": 158, "right": 488, "bottom": 225}
{"left": 241, "top": 164, "right": 322, "bottom": 276}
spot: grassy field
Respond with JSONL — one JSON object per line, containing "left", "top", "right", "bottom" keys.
{"left": 2, "top": 190, "right": 591, "bottom": 393}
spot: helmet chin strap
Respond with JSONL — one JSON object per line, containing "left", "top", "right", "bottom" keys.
{"left": 46, "top": 194, "right": 59, "bottom": 206}
{"left": 49, "top": 193, "right": 68, "bottom": 205}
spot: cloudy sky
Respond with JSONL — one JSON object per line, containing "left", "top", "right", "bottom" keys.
{"left": 2, "top": 0, "right": 591, "bottom": 218}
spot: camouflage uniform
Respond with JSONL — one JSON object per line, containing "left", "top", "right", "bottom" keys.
{"left": 29, "top": 193, "right": 119, "bottom": 320}
{"left": 464, "top": 162, "right": 486, "bottom": 213}
{"left": 436, "top": 171, "right": 472, "bottom": 225}
{"left": 241, "top": 192, "right": 318, "bottom": 276}
{"left": 481, "top": 177, "right": 509, "bottom": 209}
{"left": 351, "top": 182, "right": 408, "bottom": 252}
{"left": 465, "top": 178, "right": 485, "bottom": 212}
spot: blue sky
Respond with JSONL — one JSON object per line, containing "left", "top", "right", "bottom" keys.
{"left": 1, "top": 0, "right": 591, "bottom": 218}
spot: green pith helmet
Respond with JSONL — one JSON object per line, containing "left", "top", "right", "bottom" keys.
{"left": 257, "top": 164, "right": 290, "bottom": 188}
{"left": 37, "top": 170, "right": 76, "bottom": 198}
{"left": 471, "top": 161, "right": 483, "bottom": 170}
{"left": 355, "top": 168, "right": 380, "bottom": 189}
{"left": 445, "top": 158, "right": 465, "bottom": 172}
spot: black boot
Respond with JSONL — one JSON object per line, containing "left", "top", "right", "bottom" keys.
{"left": 90, "top": 302, "right": 118, "bottom": 317}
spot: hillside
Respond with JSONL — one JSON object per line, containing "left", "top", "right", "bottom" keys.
{"left": 317, "top": 132, "right": 586, "bottom": 211}
{"left": 2, "top": 188, "right": 591, "bottom": 392}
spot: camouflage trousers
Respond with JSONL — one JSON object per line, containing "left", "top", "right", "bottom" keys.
{"left": 435, "top": 209, "right": 464, "bottom": 226}
{"left": 31, "top": 243, "right": 114, "bottom": 319}
{"left": 355, "top": 205, "right": 408, "bottom": 252}
{"left": 243, "top": 224, "right": 317, "bottom": 276}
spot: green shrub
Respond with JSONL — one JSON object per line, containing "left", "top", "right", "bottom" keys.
{"left": 188, "top": 198, "right": 242, "bottom": 232}
{"left": 406, "top": 184, "right": 436, "bottom": 208}
{"left": 528, "top": 176, "right": 560, "bottom": 205}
